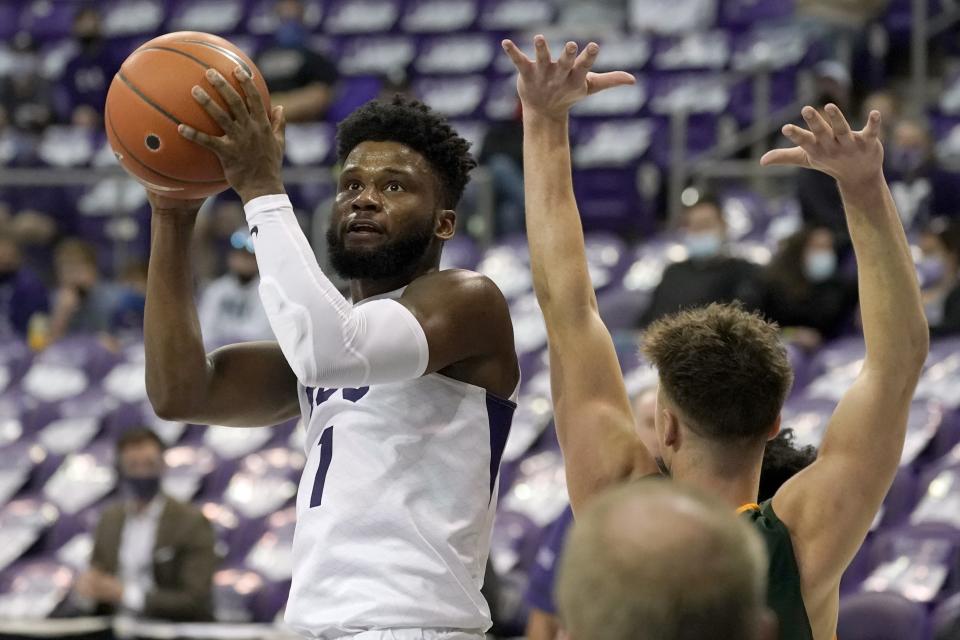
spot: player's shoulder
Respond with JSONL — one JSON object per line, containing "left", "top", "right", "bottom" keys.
{"left": 408, "top": 269, "right": 507, "bottom": 302}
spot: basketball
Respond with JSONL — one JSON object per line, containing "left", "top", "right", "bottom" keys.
{"left": 104, "top": 31, "right": 271, "bottom": 200}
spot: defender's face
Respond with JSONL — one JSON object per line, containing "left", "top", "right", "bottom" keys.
{"left": 331, "top": 140, "right": 441, "bottom": 252}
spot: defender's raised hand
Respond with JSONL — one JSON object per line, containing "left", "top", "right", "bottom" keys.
{"left": 762, "top": 104, "right": 884, "bottom": 189}
{"left": 501, "top": 36, "right": 635, "bottom": 120}
{"left": 179, "top": 66, "right": 287, "bottom": 203}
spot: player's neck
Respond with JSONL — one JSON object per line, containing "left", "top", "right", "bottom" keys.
{"left": 349, "top": 264, "right": 437, "bottom": 302}
{"left": 671, "top": 448, "right": 762, "bottom": 509}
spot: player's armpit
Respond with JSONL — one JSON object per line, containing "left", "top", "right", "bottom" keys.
{"left": 399, "top": 269, "right": 519, "bottom": 399}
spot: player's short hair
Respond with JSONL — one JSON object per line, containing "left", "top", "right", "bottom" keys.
{"left": 116, "top": 427, "right": 166, "bottom": 458}
{"left": 556, "top": 481, "right": 769, "bottom": 640}
{"left": 642, "top": 303, "right": 794, "bottom": 442}
{"left": 336, "top": 96, "right": 477, "bottom": 209}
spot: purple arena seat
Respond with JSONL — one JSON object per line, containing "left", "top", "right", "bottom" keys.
{"left": 223, "top": 447, "right": 304, "bottom": 519}
{"left": 415, "top": 34, "right": 496, "bottom": 75}
{"left": 0, "top": 3, "right": 20, "bottom": 39}
{"left": 283, "top": 123, "right": 335, "bottom": 166}
{"left": 933, "top": 592, "right": 960, "bottom": 640}
{"left": 572, "top": 81, "right": 648, "bottom": 118}
{"left": 629, "top": 0, "right": 717, "bottom": 34}
{"left": 37, "top": 126, "right": 96, "bottom": 168}
{"left": 654, "top": 31, "right": 731, "bottom": 70}
{"left": 199, "top": 500, "right": 266, "bottom": 564}
{"left": 402, "top": 0, "right": 479, "bottom": 33}
{"left": 414, "top": 75, "right": 488, "bottom": 118}
{"left": 0, "top": 559, "right": 75, "bottom": 620}
{"left": 0, "top": 341, "right": 32, "bottom": 395}
{"left": 244, "top": 507, "right": 296, "bottom": 583}
{"left": 489, "top": 509, "right": 545, "bottom": 579}
{"left": 324, "top": 0, "right": 401, "bottom": 34}
{"left": 163, "top": 445, "right": 217, "bottom": 503}
{"left": 0, "top": 497, "right": 59, "bottom": 573}
{"left": 42, "top": 439, "right": 117, "bottom": 516}
{"left": 247, "top": 0, "right": 323, "bottom": 35}
{"left": 204, "top": 425, "right": 275, "bottom": 461}
{"left": 837, "top": 591, "right": 930, "bottom": 640}
{"left": 720, "top": 0, "right": 795, "bottom": 27}
{"left": 18, "top": 0, "right": 77, "bottom": 40}
{"left": 167, "top": 0, "right": 247, "bottom": 33}
{"left": 866, "top": 525, "right": 960, "bottom": 604}
{"left": 650, "top": 73, "right": 731, "bottom": 116}
{"left": 590, "top": 35, "right": 652, "bottom": 72}
{"left": 732, "top": 25, "right": 811, "bottom": 73}
{"left": 572, "top": 119, "right": 653, "bottom": 167}
{"left": 479, "top": 0, "right": 555, "bottom": 31}
{"left": 213, "top": 567, "right": 265, "bottom": 623}
{"left": 337, "top": 35, "right": 416, "bottom": 76}
{"left": 101, "top": 0, "right": 166, "bottom": 37}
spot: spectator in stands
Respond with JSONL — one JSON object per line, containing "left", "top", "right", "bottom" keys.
{"left": 0, "top": 236, "right": 48, "bottom": 339}
{"left": 556, "top": 482, "right": 775, "bottom": 640}
{"left": 0, "top": 32, "right": 55, "bottom": 133}
{"left": 111, "top": 262, "right": 149, "bottom": 335}
{"left": 795, "top": 0, "right": 890, "bottom": 66}
{"left": 637, "top": 195, "right": 757, "bottom": 327}
{"left": 59, "top": 7, "right": 117, "bottom": 128}
{"left": 752, "top": 226, "right": 858, "bottom": 350}
{"left": 479, "top": 101, "right": 525, "bottom": 236}
{"left": 886, "top": 116, "right": 937, "bottom": 230}
{"left": 48, "top": 238, "right": 121, "bottom": 342}
{"left": 75, "top": 427, "right": 216, "bottom": 621}
{"left": 255, "top": 0, "right": 338, "bottom": 122}
{"left": 192, "top": 195, "right": 247, "bottom": 283}
{"left": 918, "top": 218, "right": 960, "bottom": 337}
{"left": 197, "top": 228, "right": 273, "bottom": 348}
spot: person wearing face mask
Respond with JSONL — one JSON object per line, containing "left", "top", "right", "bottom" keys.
{"left": 253, "top": 0, "right": 339, "bottom": 122}
{"left": 637, "top": 195, "right": 759, "bottom": 327}
{"left": 884, "top": 117, "right": 941, "bottom": 231}
{"left": 918, "top": 218, "right": 960, "bottom": 337}
{"left": 48, "top": 238, "right": 123, "bottom": 343}
{"left": 58, "top": 7, "right": 119, "bottom": 128}
{"left": 197, "top": 227, "right": 275, "bottom": 348}
{"left": 74, "top": 428, "right": 216, "bottom": 621}
{"left": 0, "top": 236, "right": 48, "bottom": 339}
{"left": 753, "top": 226, "right": 858, "bottom": 350}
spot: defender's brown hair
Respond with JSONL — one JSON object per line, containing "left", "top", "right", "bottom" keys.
{"left": 642, "top": 303, "right": 794, "bottom": 442}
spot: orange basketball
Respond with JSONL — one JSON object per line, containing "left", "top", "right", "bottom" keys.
{"left": 104, "top": 32, "right": 271, "bottom": 200}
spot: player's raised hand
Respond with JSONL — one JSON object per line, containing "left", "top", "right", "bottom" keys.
{"left": 179, "top": 66, "right": 287, "bottom": 203}
{"left": 501, "top": 36, "right": 635, "bottom": 120}
{"left": 761, "top": 104, "right": 884, "bottom": 188}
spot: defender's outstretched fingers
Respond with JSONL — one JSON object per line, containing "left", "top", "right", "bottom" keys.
{"left": 191, "top": 86, "right": 235, "bottom": 133}
{"left": 205, "top": 69, "right": 249, "bottom": 121}
{"left": 558, "top": 42, "right": 578, "bottom": 70}
{"left": 862, "top": 110, "right": 882, "bottom": 139}
{"left": 585, "top": 71, "right": 636, "bottom": 95}
{"left": 782, "top": 124, "right": 816, "bottom": 148}
{"left": 534, "top": 35, "right": 552, "bottom": 64}
{"left": 801, "top": 106, "right": 832, "bottom": 140}
{"left": 825, "top": 103, "right": 851, "bottom": 137}
{"left": 501, "top": 40, "right": 532, "bottom": 69}
{"left": 178, "top": 124, "right": 224, "bottom": 152}
{"left": 235, "top": 67, "right": 268, "bottom": 121}
{"left": 760, "top": 147, "right": 808, "bottom": 167}
{"left": 574, "top": 42, "right": 600, "bottom": 72}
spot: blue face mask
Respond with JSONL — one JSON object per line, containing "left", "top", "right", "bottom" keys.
{"left": 122, "top": 475, "right": 161, "bottom": 502}
{"left": 684, "top": 232, "right": 723, "bottom": 260}
{"left": 804, "top": 250, "right": 837, "bottom": 282}
{"left": 276, "top": 20, "right": 307, "bottom": 48}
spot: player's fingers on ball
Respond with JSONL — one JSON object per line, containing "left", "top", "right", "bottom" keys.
{"left": 191, "top": 86, "right": 235, "bottom": 132}
{"left": 534, "top": 34, "right": 552, "bottom": 64}
{"left": 205, "top": 68, "right": 249, "bottom": 120}
{"left": 558, "top": 42, "right": 578, "bottom": 69}
{"left": 574, "top": 42, "right": 600, "bottom": 72}
{"left": 825, "top": 103, "right": 852, "bottom": 137}
{"left": 234, "top": 67, "right": 268, "bottom": 121}
{"left": 178, "top": 124, "right": 223, "bottom": 151}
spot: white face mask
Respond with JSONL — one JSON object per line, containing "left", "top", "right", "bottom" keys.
{"left": 684, "top": 232, "right": 723, "bottom": 260}
{"left": 804, "top": 250, "right": 837, "bottom": 282}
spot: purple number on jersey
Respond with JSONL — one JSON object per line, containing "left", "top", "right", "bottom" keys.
{"left": 310, "top": 426, "right": 334, "bottom": 508}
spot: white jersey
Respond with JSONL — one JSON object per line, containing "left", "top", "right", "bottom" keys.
{"left": 284, "top": 342, "right": 517, "bottom": 638}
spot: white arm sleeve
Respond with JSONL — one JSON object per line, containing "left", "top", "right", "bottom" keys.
{"left": 244, "top": 194, "right": 429, "bottom": 388}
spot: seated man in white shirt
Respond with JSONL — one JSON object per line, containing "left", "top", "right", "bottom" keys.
{"left": 198, "top": 227, "right": 274, "bottom": 349}
{"left": 74, "top": 428, "right": 216, "bottom": 621}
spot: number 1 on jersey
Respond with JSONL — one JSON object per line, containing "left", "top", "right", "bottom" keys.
{"left": 310, "top": 426, "right": 334, "bottom": 508}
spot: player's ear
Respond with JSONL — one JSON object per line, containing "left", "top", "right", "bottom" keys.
{"left": 436, "top": 209, "right": 456, "bottom": 241}
{"left": 767, "top": 414, "right": 782, "bottom": 442}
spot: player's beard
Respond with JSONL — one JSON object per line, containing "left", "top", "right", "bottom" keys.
{"left": 327, "top": 217, "right": 435, "bottom": 280}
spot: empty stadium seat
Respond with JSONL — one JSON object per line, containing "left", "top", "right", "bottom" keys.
{"left": 838, "top": 591, "right": 930, "bottom": 640}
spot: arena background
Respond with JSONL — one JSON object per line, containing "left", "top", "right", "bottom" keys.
{"left": 1, "top": 0, "right": 960, "bottom": 638}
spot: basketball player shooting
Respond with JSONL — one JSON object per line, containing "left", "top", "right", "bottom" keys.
{"left": 143, "top": 67, "right": 520, "bottom": 639}
{"left": 502, "top": 36, "right": 927, "bottom": 640}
